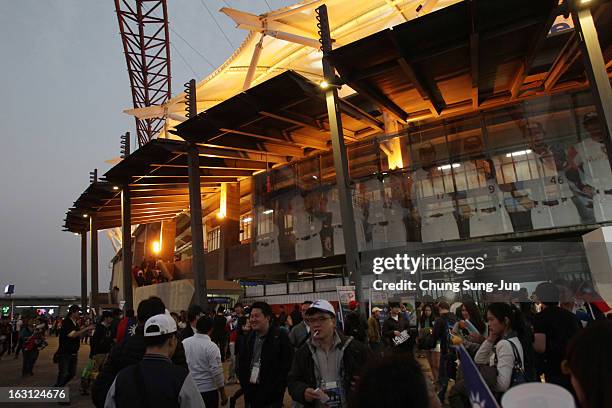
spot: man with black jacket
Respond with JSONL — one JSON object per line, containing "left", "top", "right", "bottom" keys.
{"left": 92, "top": 297, "right": 188, "bottom": 408}
{"left": 181, "top": 304, "right": 204, "bottom": 341}
{"left": 288, "top": 300, "right": 370, "bottom": 408}
{"left": 430, "top": 302, "right": 456, "bottom": 402}
{"left": 104, "top": 313, "right": 204, "bottom": 408}
{"left": 237, "top": 301, "right": 292, "bottom": 408}
{"left": 82, "top": 311, "right": 115, "bottom": 395}
{"left": 382, "top": 302, "right": 411, "bottom": 353}
{"left": 342, "top": 301, "right": 367, "bottom": 343}
{"left": 54, "top": 305, "right": 95, "bottom": 388}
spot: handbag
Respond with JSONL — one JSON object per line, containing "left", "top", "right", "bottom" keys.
{"left": 505, "top": 339, "right": 527, "bottom": 387}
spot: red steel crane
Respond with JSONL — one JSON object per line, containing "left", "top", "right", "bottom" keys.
{"left": 114, "top": 0, "right": 171, "bottom": 147}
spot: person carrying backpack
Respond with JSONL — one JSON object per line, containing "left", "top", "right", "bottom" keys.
{"left": 104, "top": 313, "right": 203, "bottom": 408}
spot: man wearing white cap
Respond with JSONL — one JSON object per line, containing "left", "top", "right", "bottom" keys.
{"left": 104, "top": 313, "right": 204, "bottom": 408}
{"left": 288, "top": 300, "right": 370, "bottom": 408}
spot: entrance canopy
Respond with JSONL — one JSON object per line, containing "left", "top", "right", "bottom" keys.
{"left": 63, "top": 138, "right": 258, "bottom": 232}
{"left": 329, "top": 0, "right": 610, "bottom": 123}
{"left": 173, "top": 70, "right": 383, "bottom": 152}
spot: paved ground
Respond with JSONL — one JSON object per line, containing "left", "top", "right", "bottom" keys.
{"left": 0, "top": 337, "right": 438, "bottom": 407}
{"left": 0, "top": 336, "right": 271, "bottom": 407}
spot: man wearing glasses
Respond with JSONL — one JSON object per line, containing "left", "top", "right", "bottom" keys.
{"left": 237, "top": 302, "right": 292, "bottom": 408}
{"left": 288, "top": 300, "right": 370, "bottom": 408}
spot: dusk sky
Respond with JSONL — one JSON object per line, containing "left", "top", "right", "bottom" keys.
{"left": 0, "top": 0, "right": 291, "bottom": 296}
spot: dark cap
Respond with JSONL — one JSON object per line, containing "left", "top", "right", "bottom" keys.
{"left": 68, "top": 305, "right": 80, "bottom": 314}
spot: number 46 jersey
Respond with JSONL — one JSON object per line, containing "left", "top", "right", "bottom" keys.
{"left": 518, "top": 148, "right": 581, "bottom": 229}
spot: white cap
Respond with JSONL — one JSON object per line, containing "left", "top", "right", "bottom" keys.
{"left": 372, "top": 307, "right": 382, "bottom": 313}
{"left": 308, "top": 300, "right": 336, "bottom": 316}
{"left": 144, "top": 313, "right": 177, "bottom": 337}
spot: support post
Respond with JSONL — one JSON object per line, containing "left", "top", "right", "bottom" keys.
{"left": 188, "top": 143, "right": 208, "bottom": 310}
{"left": 572, "top": 5, "right": 612, "bottom": 143}
{"left": 317, "top": 4, "right": 362, "bottom": 303}
{"left": 185, "top": 78, "right": 208, "bottom": 310}
{"left": 81, "top": 232, "right": 88, "bottom": 311}
{"left": 90, "top": 217, "right": 99, "bottom": 312}
{"left": 121, "top": 185, "right": 133, "bottom": 310}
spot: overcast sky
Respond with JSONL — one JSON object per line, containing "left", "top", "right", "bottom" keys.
{"left": 0, "top": 0, "right": 292, "bottom": 297}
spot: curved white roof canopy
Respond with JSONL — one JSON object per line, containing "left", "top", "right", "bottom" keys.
{"left": 124, "top": 0, "right": 460, "bottom": 139}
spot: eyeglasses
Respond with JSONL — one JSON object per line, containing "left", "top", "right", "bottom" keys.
{"left": 305, "top": 316, "right": 332, "bottom": 325}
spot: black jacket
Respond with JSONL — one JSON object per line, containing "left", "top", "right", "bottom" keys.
{"left": 288, "top": 333, "right": 370, "bottom": 407}
{"left": 432, "top": 313, "right": 456, "bottom": 354}
{"left": 343, "top": 311, "right": 368, "bottom": 343}
{"left": 237, "top": 327, "right": 293, "bottom": 407}
{"left": 180, "top": 325, "right": 194, "bottom": 340}
{"left": 91, "top": 326, "right": 187, "bottom": 408}
{"left": 90, "top": 323, "right": 114, "bottom": 358}
{"left": 382, "top": 315, "right": 409, "bottom": 347}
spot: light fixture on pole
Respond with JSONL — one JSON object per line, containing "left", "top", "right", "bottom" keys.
{"left": 4, "top": 284, "right": 15, "bottom": 352}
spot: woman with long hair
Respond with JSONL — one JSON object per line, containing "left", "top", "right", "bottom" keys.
{"left": 474, "top": 303, "right": 534, "bottom": 394}
{"left": 418, "top": 304, "right": 439, "bottom": 382}
{"left": 452, "top": 301, "right": 487, "bottom": 350}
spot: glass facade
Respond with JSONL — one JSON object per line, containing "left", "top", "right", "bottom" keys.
{"left": 252, "top": 89, "right": 612, "bottom": 265}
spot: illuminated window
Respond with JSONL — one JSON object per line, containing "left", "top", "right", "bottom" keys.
{"left": 207, "top": 227, "right": 221, "bottom": 252}
{"left": 284, "top": 213, "right": 293, "bottom": 230}
{"left": 257, "top": 209, "right": 274, "bottom": 235}
{"left": 240, "top": 214, "right": 252, "bottom": 242}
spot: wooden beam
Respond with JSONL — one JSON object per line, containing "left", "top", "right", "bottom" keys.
{"left": 129, "top": 177, "right": 240, "bottom": 185}
{"left": 96, "top": 208, "right": 185, "bottom": 218}
{"left": 339, "top": 74, "right": 408, "bottom": 123}
{"left": 543, "top": 33, "right": 580, "bottom": 91}
{"left": 197, "top": 143, "right": 297, "bottom": 160}
{"left": 259, "top": 111, "right": 324, "bottom": 132}
{"left": 150, "top": 161, "right": 265, "bottom": 171}
{"left": 287, "top": 132, "right": 329, "bottom": 150}
{"left": 348, "top": 60, "right": 397, "bottom": 82}
{"left": 470, "top": 32, "right": 479, "bottom": 110}
{"left": 510, "top": 5, "right": 561, "bottom": 99}
{"left": 387, "top": 31, "right": 443, "bottom": 116}
{"left": 338, "top": 99, "right": 384, "bottom": 131}
{"left": 218, "top": 128, "right": 303, "bottom": 148}
{"left": 128, "top": 182, "right": 222, "bottom": 187}
{"left": 396, "top": 57, "right": 442, "bottom": 116}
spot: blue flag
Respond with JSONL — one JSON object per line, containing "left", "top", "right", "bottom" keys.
{"left": 457, "top": 344, "right": 500, "bottom": 408}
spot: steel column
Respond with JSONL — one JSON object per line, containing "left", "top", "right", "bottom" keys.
{"left": 572, "top": 6, "right": 612, "bottom": 143}
{"left": 188, "top": 143, "right": 208, "bottom": 310}
{"left": 90, "top": 217, "right": 99, "bottom": 312}
{"left": 81, "top": 232, "right": 88, "bottom": 311}
{"left": 316, "top": 5, "right": 362, "bottom": 303}
{"left": 121, "top": 185, "right": 134, "bottom": 310}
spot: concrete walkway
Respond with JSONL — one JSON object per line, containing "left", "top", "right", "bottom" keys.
{"left": 0, "top": 335, "right": 262, "bottom": 407}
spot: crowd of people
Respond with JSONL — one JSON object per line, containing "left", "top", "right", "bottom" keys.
{"left": 18, "top": 281, "right": 609, "bottom": 408}
{"left": 133, "top": 259, "right": 169, "bottom": 287}
{"left": 0, "top": 314, "right": 50, "bottom": 377}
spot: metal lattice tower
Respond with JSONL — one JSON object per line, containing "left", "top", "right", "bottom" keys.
{"left": 115, "top": 0, "right": 171, "bottom": 147}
